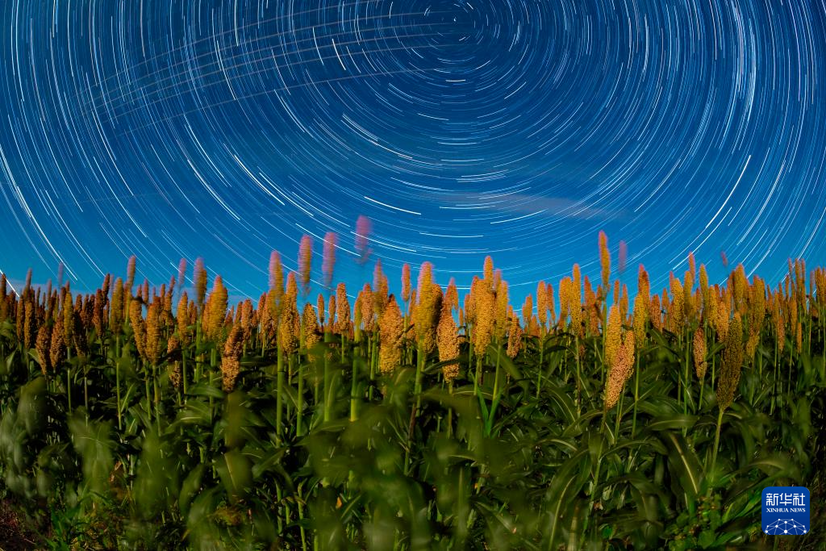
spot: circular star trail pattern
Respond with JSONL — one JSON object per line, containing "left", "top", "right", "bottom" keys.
{"left": 1, "top": 0, "right": 826, "bottom": 299}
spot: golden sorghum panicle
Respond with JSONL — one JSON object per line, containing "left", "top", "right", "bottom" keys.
{"left": 188, "top": 301, "right": 197, "bottom": 326}
{"left": 130, "top": 299, "right": 146, "bottom": 360}
{"left": 793, "top": 305, "right": 802, "bottom": 351}
{"left": 177, "top": 291, "right": 190, "bottom": 344}
{"left": 286, "top": 271, "right": 299, "bottom": 303}
{"left": 506, "top": 315, "right": 522, "bottom": 358}
{"left": 669, "top": 275, "right": 684, "bottom": 334}
{"left": 693, "top": 326, "right": 707, "bottom": 379}
{"left": 537, "top": 281, "right": 548, "bottom": 328}
{"left": 36, "top": 325, "right": 51, "bottom": 375}
{"left": 717, "top": 314, "right": 744, "bottom": 411}
{"left": 194, "top": 257, "right": 208, "bottom": 309}
{"left": 605, "top": 304, "right": 622, "bottom": 368}
{"left": 373, "top": 260, "right": 389, "bottom": 316}
{"left": 649, "top": 294, "right": 662, "bottom": 332}
{"left": 23, "top": 269, "right": 32, "bottom": 295}
{"left": 620, "top": 284, "right": 629, "bottom": 323}
{"left": 465, "top": 277, "right": 480, "bottom": 325}
{"left": 204, "top": 275, "right": 228, "bottom": 341}
{"left": 240, "top": 299, "right": 254, "bottom": 342}
{"left": 328, "top": 294, "right": 337, "bottom": 333}
{"left": 473, "top": 282, "right": 496, "bottom": 357}
{"left": 437, "top": 301, "right": 460, "bottom": 382}
{"left": 546, "top": 282, "right": 556, "bottom": 327}
{"left": 414, "top": 262, "right": 441, "bottom": 352}
{"left": 221, "top": 325, "right": 244, "bottom": 392}
{"left": 713, "top": 291, "right": 730, "bottom": 342}
{"left": 81, "top": 293, "right": 94, "bottom": 331}
{"left": 494, "top": 280, "right": 509, "bottom": 341}
{"left": 93, "top": 290, "right": 105, "bottom": 337}
{"left": 141, "top": 281, "right": 150, "bottom": 306}
{"left": 268, "top": 251, "right": 285, "bottom": 319}
{"left": 335, "top": 283, "right": 350, "bottom": 334}
{"left": 699, "top": 264, "right": 710, "bottom": 313}
{"left": 746, "top": 276, "right": 766, "bottom": 358}
{"left": 379, "top": 295, "right": 404, "bottom": 374}
{"left": 599, "top": 231, "right": 611, "bottom": 292}
{"left": 322, "top": 232, "right": 337, "bottom": 289}
{"left": 126, "top": 255, "right": 137, "bottom": 290}
{"left": 522, "top": 294, "right": 534, "bottom": 334}
{"left": 623, "top": 332, "right": 636, "bottom": 381}
{"left": 302, "top": 303, "right": 321, "bottom": 354}
{"left": 298, "top": 235, "right": 313, "bottom": 296}
{"left": 445, "top": 278, "right": 459, "bottom": 312}
{"left": 162, "top": 283, "right": 175, "bottom": 327}
{"left": 557, "top": 277, "right": 571, "bottom": 329}
{"left": 24, "top": 300, "right": 35, "bottom": 349}
{"left": 604, "top": 331, "right": 635, "bottom": 410}
{"left": 167, "top": 336, "right": 182, "bottom": 389}
{"left": 638, "top": 265, "right": 651, "bottom": 310}
{"left": 259, "top": 293, "right": 273, "bottom": 345}
{"left": 110, "top": 278, "right": 124, "bottom": 333}
{"left": 279, "top": 288, "right": 300, "bottom": 356}
{"left": 730, "top": 264, "right": 748, "bottom": 315}
{"left": 62, "top": 292, "right": 74, "bottom": 346}
{"left": 815, "top": 268, "right": 826, "bottom": 313}
{"left": 401, "top": 263, "right": 412, "bottom": 304}
{"left": 426, "top": 284, "right": 444, "bottom": 350}
{"left": 263, "top": 287, "right": 280, "bottom": 330}
{"left": 483, "top": 256, "right": 494, "bottom": 287}
{"left": 145, "top": 300, "right": 162, "bottom": 365}
{"left": 256, "top": 291, "right": 266, "bottom": 319}
{"left": 50, "top": 319, "right": 65, "bottom": 372}
{"left": 361, "top": 283, "right": 375, "bottom": 332}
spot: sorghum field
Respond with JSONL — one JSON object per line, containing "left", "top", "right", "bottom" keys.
{"left": 0, "top": 232, "right": 823, "bottom": 550}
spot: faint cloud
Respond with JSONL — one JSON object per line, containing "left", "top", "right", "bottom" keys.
{"left": 437, "top": 192, "right": 628, "bottom": 222}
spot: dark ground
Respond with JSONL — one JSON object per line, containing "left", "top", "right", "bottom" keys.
{"left": 0, "top": 497, "right": 42, "bottom": 551}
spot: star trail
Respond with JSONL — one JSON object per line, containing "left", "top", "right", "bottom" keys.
{"left": 1, "top": 0, "right": 825, "bottom": 300}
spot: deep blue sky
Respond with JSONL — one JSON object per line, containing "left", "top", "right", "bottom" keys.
{"left": 1, "top": 0, "right": 826, "bottom": 303}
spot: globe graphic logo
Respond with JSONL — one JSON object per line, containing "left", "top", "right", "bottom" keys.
{"left": 764, "top": 519, "right": 807, "bottom": 535}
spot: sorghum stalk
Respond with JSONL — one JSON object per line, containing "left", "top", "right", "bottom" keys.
{"left": 711, "top": 314, "right": 743, "bottom": 481}
{"left": 276, "top": 343, "right": 284, "bottom": 440}
{"left": 295, "top": 355, "right": 306, "bottom": 435}
{"left": 323, "top": 330, "right": 332, "bottom": 423}
{"left": 350, "top": 352, "right": 358, "bottom": 422}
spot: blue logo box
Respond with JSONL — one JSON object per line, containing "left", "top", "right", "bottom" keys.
{"left": 762, "top": 486, "right": 810, "bottom": 535}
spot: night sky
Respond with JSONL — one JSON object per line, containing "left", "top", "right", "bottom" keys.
{"left": 1, "top": 0, "right": 826, "bottom": 303}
